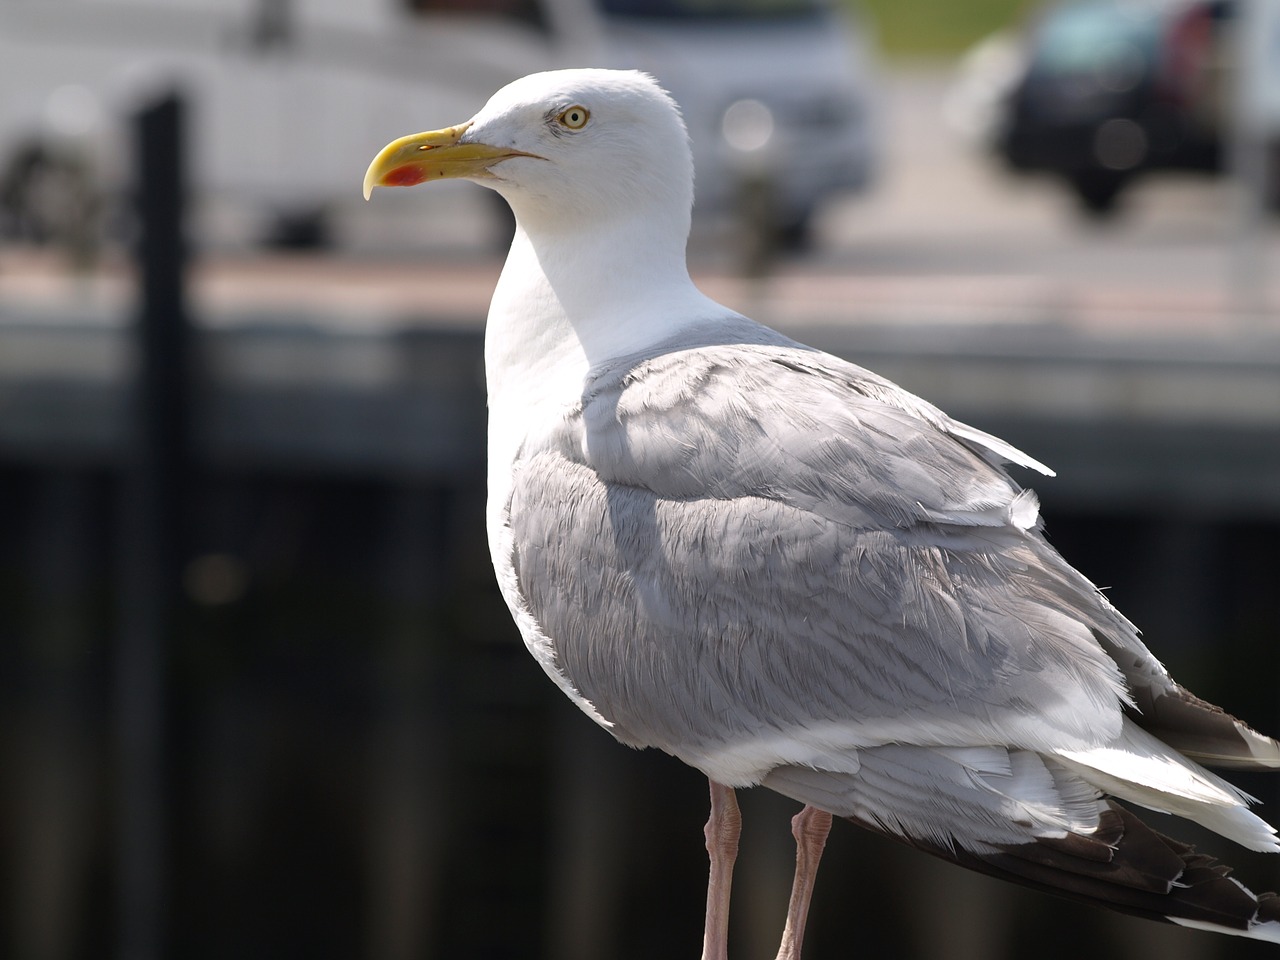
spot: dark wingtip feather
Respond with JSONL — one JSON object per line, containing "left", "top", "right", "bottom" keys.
{"left": 860, "top": 800, "right": 1280, "bottom": 942}
{"left": 1122, "top": 673, "right": 1280, "bottom": 770}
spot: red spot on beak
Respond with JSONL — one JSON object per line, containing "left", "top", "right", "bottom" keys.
{"left": 383, "top": 164, "right": 428, "bottom": 187}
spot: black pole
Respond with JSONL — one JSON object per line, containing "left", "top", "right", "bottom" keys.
{"left": 116, "top": 90, "right": 189, "bottom": 960}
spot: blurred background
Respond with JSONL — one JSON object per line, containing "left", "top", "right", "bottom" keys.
{"left": 2, "top": 0, "right": 1280, "bottom": 958}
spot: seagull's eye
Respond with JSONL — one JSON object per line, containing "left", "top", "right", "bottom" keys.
{"left": 557, "top": 106, "right": 590, "bottom": 130}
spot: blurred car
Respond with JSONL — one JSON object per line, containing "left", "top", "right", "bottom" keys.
{"left": 605, "top": 0, "right": 880, "bottom": 248}
{"left": 980, "top": 0, "right": 1262, "bottom": 216}
{"left": 0, "top": 0, "right": 878, "bottom": 253}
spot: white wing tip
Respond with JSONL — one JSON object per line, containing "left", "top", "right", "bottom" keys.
{"left": 1170, "top": 916, "right": 1280, "bottom": 944}
{"left": 1010, "top": 489, "right": 1041, "bottom": 530}
{"left": 948, "top": 421, "right": 1055, "bottom": 476}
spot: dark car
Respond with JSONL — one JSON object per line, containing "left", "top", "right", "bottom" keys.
{"left": 996, "top": 0, "right": 1235, "bottom": 214}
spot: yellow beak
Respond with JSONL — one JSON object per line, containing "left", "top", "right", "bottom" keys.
{"left": 362, "top": 122, "right": 542, "bottom": 200}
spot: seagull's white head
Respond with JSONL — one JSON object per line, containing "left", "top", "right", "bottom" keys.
{"left": 364, "top": 68, "right": 694, "bottom": 237}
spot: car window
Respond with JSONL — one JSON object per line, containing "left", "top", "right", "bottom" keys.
{"left": 1032, "top": 4, "right": 1157, "bottom": 73}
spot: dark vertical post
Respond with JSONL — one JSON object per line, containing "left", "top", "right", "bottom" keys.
{"left": 365, "top": 485, "right": 450, "bottom": 960}
{"left": 116, "top": 90, "right": 189, "bottom": 960}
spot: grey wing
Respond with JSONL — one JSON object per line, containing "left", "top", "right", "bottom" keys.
{"left": 507, "top": 343, "right": 1280, "bottom": 782}
{"left": 510, "top": 449, "right": 1129, "bottom": 779}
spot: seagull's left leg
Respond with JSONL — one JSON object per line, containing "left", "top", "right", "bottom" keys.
{"left": 773, "top": 804, "right": 833, "bottom": 960}
{"left": 701, "top": 780, "right": 741, "bottom": 960}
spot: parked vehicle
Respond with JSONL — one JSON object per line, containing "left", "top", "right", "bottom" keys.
{"left": 0, "top": 0, "right": 878, "bottom": 252}
{"left": 963, "top": 0, "right": 1274, "bottom": 217}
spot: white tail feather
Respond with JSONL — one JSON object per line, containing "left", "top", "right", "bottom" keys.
{"left": 1170, "top": 917, "right": 1280, "bottom": 945}
{"left": 1056, "top": 718, "right": 1280, "bottom": 853}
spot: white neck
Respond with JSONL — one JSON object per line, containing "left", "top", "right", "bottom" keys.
{"left": 483, "top": 208, "right": 715, "bottom": 414}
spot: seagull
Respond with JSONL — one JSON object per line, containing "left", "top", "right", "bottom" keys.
{"left": 364, "top": 68, "right": 1280, "bottom": 956}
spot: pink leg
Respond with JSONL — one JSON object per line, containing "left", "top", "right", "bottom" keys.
{"left": 774, "top": 804, "right": 833, "bottom": 960}
{"left": 701, "top": 780, "right": 742, "bottom": 960}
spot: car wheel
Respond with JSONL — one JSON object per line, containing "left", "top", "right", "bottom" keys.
{"left": 0, "top": 141, "right": 103, "bottom": 253}
{"left": 1068, "top": 170, "right": 1126, "bottom": 218}
{"left": 776, "top": 209, "right": 815, "bottom": 252}
{"left": 264, "top": 206, "right": 333, "bottom": 249}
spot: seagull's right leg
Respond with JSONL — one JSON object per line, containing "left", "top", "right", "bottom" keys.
{"left": 773, "top": 804, "right": 832, "bottom": 960}
{"left": 701, "top": 780, "right": 741, "bottom": 960}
